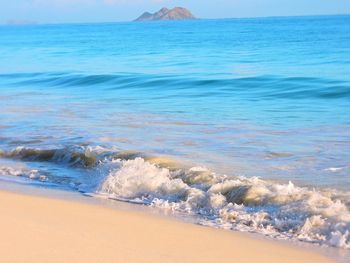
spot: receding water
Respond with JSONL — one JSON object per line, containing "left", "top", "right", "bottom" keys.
{"left": 0, "top": 15, "right": 350, "bottom": 249}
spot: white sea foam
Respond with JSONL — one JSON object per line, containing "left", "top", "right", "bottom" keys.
{"left": 325, "top": 166, "right": 349, "bottom": 172}
{"left": 99, "top": 157, "right": 350, "bottom": 249}
{"left": 101, "top": 158, "right": 189, "bottom": 200}
{"left": 0, "top": 164, "right": 47, "bottom": 181}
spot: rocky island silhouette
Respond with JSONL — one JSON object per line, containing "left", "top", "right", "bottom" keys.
{"left": 135, "top": 7, "right": 196, "bottom": 21}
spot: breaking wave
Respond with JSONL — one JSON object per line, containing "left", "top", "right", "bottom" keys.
{"left": 1, "top": 145, "right": 349, "bottom": 249}
{"left": 99, "top": 157, "right": 350, "bottom": 249}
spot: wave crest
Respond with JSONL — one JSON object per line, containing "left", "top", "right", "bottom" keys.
{"left": 0, "top": 146, "right": 108, "bottom": 168}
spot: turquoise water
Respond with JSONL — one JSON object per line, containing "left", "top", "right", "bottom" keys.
{"left": 0, "top": 15, "right": 350, "bottom": 248}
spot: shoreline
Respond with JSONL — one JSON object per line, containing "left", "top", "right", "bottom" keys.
{"left": 0, "top": 181, "right": 337, "bottom": 263}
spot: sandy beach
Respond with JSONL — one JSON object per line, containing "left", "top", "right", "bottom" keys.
{"left": 0, "top": 189, "right": 334, "bottom": 263}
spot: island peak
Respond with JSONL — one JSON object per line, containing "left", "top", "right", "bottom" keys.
{"left": 134, "top": 7, "right": 196, "bottom": 22}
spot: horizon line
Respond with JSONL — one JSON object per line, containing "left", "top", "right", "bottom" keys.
{"left": 2, "top": 13, "right": 349, "bottom": 26}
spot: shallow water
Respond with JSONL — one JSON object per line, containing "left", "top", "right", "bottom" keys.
{"left": 0, "top": 15, "right": 349, "bottom": 249}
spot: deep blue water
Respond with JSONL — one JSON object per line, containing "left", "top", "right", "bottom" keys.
{"left": 1, "top": 15, "right": 349, "bottom": 188}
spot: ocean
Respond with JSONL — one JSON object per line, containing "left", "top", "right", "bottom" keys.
{"left": 0, "top": 15, "right": 349, "bottom": 249}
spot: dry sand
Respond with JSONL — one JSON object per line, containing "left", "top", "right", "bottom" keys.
{"left": 0, "top": 190, "right": 334, "bottom": 263}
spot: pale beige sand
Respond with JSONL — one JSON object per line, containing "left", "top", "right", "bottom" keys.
{"left": 0, "top": 190, "right": 334, "bottom": 263}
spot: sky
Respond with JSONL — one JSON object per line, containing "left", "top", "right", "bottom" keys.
{"left": 1, "top": 0, "right": 350, "bottom": 24}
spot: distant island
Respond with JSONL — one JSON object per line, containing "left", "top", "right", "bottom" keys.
{"left": 134, "top": 7, "right": 196, "bottom": 22}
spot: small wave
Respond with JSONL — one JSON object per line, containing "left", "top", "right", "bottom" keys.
{"left": 0, "top": 146, "right": 107, "bottom": 168}
{"left": 0, "top": 145, "right": 184, "bottom": 170}
{"left": 98, "top": 157, "right": 350, "bottom": 249}
{"left": 2, "top": 72, "right": 350, "bottom": 100}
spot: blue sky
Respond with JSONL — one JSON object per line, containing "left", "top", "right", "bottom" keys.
{"left": 2, "top": 0, "right": 350, "bottom": 24}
